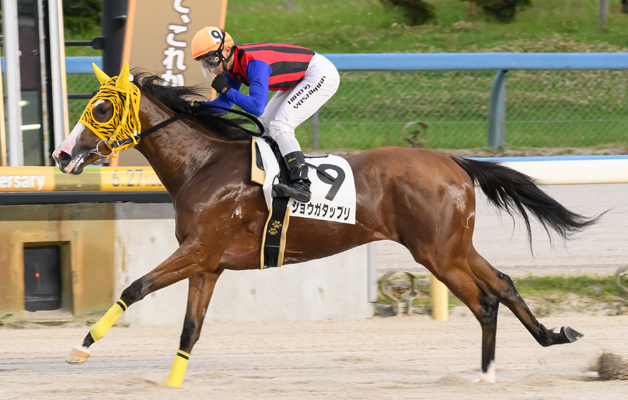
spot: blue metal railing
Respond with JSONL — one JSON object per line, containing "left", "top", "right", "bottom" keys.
{"left": 61, "top": 53, "right": 628, "bottom": 150}
{"left": 65, "top": 56, "right": 103, "bottom": 74}
{"left": 62, "top": 53, "right": 628, "bottom": 73}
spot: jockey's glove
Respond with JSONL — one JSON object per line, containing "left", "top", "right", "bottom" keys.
{"left": 188, "top": 101, "right": 206, "bottom": 115}
{"left": 211, "top": 74, "right": 231, "bottom": 95}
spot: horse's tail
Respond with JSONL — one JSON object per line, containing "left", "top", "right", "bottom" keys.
{"left": 451, "top": 156, "right": 602, "bottom": 245}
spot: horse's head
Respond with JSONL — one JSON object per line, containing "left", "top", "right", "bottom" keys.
{"left": 53, "top": 62, "right": 142, "bottom": 174}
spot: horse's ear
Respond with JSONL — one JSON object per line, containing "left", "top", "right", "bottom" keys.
{"left": 92, "top": 63, "right": 110, "bottom": 85}
{"left": 115, "top": 62, "right": 131, "bottom": 90}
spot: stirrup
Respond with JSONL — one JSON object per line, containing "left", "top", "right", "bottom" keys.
{"left": 272, "top": 182, "right": 311, "bottom": 203}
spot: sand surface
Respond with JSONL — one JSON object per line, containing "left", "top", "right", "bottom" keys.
{"left": 2, "top": 185, "right": 627, "bottom": 399}
{"left": 1, "top": 314, "right": 628, "bottom": 399}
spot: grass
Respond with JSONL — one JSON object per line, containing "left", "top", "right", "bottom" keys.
{"left": 378, "top": 274, "right": 628, "bottom": 316}
{"left": 225, "top": 0, "right": 628, "bottom": 53}
{"left": 66, "top": 1, "right": 628, "bottom": 55}
{"left": 0, "top": 314, "right": 12, "bottom": 327}
{"left": 65, "top": 0, "right": 628, "bottom": 151}
{"left": 65, "top": 27, "right": 102, "bottom": 57}
{"left": 514, "top": 275, "right": 627, "bottom": 300}
{"left": 230, "top": 0, "right": 628, "bottom": 151}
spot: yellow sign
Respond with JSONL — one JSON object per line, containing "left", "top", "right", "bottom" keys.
{"left": 0, "top": 167, "right": 55, "bottom": 192}
{"left": 100, "top": 167, "right": 165, "bottom": 191}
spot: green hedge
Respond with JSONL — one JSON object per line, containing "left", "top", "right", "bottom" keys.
{"left": 379, "top": 0, "right": 436, "bottom": 25}
{"left": 63, "top": 0, "right": 101, "bottom": 33}
{"left": 467, "top": 0, "right": 532, "bottom": 22}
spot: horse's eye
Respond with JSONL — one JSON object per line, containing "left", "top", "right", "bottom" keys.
{"left": 97, "top": 107, "right": 107, "bottom": 115}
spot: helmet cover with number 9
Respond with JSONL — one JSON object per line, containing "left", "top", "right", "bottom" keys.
{"left": 190, "top": 27, "right": 234, "bottom": 80}
{"left": 190, "top": 27, "right": 234, "bottom": 60}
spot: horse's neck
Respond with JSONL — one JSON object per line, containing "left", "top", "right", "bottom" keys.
{"left": 133, "top": 98, "right": 234, "bottom": 197}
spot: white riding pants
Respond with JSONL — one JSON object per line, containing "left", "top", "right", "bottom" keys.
{"left": 259, "top": 53, "right": 340, "bottom": 156}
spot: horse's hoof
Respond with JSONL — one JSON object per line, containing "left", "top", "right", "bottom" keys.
{"left": 563, "top": 326, "right": 584, "bottom": 343}
{"left": 66, "top": 344, "right": 91, "bottom": 364}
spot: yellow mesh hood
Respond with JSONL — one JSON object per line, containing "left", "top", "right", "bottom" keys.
{"left": 79, "top": 63, "right": 142, "bottom": 155}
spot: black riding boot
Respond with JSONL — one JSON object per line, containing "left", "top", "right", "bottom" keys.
{"left": 273, "top": 151, "right": 312, "bottom": 203}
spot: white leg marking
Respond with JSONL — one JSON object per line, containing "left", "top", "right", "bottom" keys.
{"left": 474, "top": 361, "right": 496, "bottom": 383}
{"left": 66, "top": 342, "right": 92, "bottom": 364}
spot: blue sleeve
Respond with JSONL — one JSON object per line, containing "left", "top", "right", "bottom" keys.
{"left": 224, "top": 60, "right": 270, "bottom": 116}
{"left": 200, "top": 75, "right": 242, "bottom": 112}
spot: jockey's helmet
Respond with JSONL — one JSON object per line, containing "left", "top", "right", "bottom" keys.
{"left": 191, "top": 27, "right": 235, "bottom": 80}
{"left": 190, "top": 27, "right": 234, "bottom": 60}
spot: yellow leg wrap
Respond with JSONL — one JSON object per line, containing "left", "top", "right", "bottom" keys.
{"left": 164, "top": 351, "right": 190, "bottom": 388}
{"left": 89, "top": 300, "right": 127, "bottom": 342}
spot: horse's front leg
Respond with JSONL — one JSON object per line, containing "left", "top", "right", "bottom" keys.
{"left": 66, "top": 240, "right": 211, "bottom": 363}
{"left": 164, "top": 269, "right": 223, "bottom": 388}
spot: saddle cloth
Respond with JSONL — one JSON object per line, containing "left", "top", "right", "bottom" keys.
{"left": 252, "top": 137, "right": 356, "bottom": 225}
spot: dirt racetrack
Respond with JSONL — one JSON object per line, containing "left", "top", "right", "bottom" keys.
{"left": 1, "top": 184, "right": 626, "bottom": 399}
{"left": 1, "top": 314, "right": 628, "bottom": 400}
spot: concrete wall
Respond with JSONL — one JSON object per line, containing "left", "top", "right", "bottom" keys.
{"left": 0, "top": 202, "right": 373, "bottom": 323}
{"left": 113, "top": 204, "right": 374, "bottom": 325}
{"left": 0, "top": 204, "right": 116, "bottom": 317}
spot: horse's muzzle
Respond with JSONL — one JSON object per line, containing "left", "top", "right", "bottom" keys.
{"left": 54, "top": 150, "right": 88, "bottom": 175}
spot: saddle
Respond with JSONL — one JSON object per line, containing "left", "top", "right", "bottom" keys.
{"left": 251, "top": 137, "right": 333, "bottom": 200}
{"left": 251, "top": 137, "right": 356, "bottom": 270}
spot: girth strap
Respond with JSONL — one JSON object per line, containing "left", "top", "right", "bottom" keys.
{"left": 260, "top": 196, "right": 291, "bottom": 269}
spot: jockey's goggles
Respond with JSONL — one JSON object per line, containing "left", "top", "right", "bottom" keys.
{"left": 199, "top": 52, "right": 222, "bottom": 69}
{"left": 198, "top": 52, "right": 222, "bottom": 80}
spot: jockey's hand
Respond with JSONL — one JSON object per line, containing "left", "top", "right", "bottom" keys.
{"left": 189, "top": 101, "right": 206, "bottom": 115}
{"left": 211, "top": 74, "right": 231, "bottom": 95}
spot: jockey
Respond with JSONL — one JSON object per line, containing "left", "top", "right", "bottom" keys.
{"left": 189, "top": 27, "right": 340, "bottom": 203}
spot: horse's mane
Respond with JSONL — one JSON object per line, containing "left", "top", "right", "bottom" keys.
{"left": 130, "top": 70, "right": 253, "bottom": 141}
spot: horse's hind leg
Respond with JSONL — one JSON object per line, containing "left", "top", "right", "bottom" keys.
{"left": 467, "top": 247, "right": 583, "bottom": 347}
{"left": 400, "top": 225, "right": 500, "bottom": 379}
{"left": 164, "top": 270, "right": 222, "bottom": 388}
{"left": 425, "top": 261, "right": 500, "bottom": 382}
{"left": 66, "top": 240, "right": 210, "bottom": 363}
{"left": 409, "top": 240, "right": 500, "bottom": 381}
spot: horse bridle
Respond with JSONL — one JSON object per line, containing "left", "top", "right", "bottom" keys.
{"left": 88, "top": 104, "right": 265, "bottom": 159}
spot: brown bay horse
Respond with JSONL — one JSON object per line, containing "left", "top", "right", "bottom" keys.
{"left": 53, "top": 64, "right": 600, "bottom": 387}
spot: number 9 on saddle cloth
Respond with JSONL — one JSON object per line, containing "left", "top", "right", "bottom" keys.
{"left": 251, "top": 137, "right": 356, "bottom": 268}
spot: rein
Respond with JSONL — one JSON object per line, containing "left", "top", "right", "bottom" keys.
{"left": 89, "top": 104, "right": 266, "bottom": 159}
{"left": 105, "top": 104, "right": 265, "bottom": 151}
{"left": 84, "top": 64, "right": 266, "bottom": 160}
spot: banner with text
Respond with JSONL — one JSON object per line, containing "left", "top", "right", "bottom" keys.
{"left": 123, "top": 0, "right": 227, "bottom": 90}
{"left": 114, "top": 0, "right": 228, "bottom": 167}
{"left": 0, "top": 167, "right": 164, "bottom": 192}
